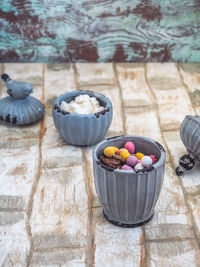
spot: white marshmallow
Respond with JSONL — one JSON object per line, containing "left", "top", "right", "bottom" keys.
{"left": 75, "top": 94, "right": 90, "bottom": 104}
{"left": 60, "top": 94, "right": 104, "bottom": 114}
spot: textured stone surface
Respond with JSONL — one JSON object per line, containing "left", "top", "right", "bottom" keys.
{"left": 4, "top": 63, "right": 43, "bottom": 86}
{"left": 179, "top": 64, "right": 200, "bottom": 93}
{"left": 93, "top": 208, "right": 143, "bottom": 266}
{"left": 77, "top": 63, "right": 116, "bottom": 85}
{"left": 0, "top": 137, "right": 39, "bottom": 149}
{"left": 31, "top": 166, "right": 88, "bottom": 249}
{"left": 116, "top": 63, "right": 154, "bottom": 107}
{"left": 84, "top": 147, "right": 101, "bottom": 208}
{"left": 0, "top": 215, "right": 30, "bottom": 266}
{"left": 125, "top": 106, "right": 162, "bottom": 142}
{"left": 158, "top": 103, "right": 194, "bottom": 131}
{"left": 42, "top": 145, "right": 82, "bottom": 169}
{"left": 0, "top": 123, "right": 41, "bottom": 140}
{"left": 147, "top": 239, "right": 200, "bottom": 266}
{"left": 1, "top": 63, "right": 200, "bottom": 266}
{"left": 147, "top": 63, "right": 195, "bottom": 130}
{"left": 187, "top": 195, "right": 200, "bottom": 240}
{"left": 145, "top": 164, "right": 193, "bottom": 240}
{"left": 163, "top": 130, "right": 186, "bottom": 165}
{"left": 180, "top": 164, "right": 200, "bottom": 195}
{"left": 42, "top": 109, "right": 66, "bottom": 149}
{"left": 124, "top": 106, "right": 170, "bottom": 162}
{"left": 31, "top": 248, "right": 85, "bottom": 266}
{"left": 0, "top": 146, "right": 38, "bottom": 210}
{"left": 0, "top": 195, "right": 25, "bottom": 211}
{"left": 44, "top": 63, "right": 76, "bottom": 108}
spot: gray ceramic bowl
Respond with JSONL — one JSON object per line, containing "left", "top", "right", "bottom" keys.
{"left": 93, "top": 135, "right": 166, "bottom": 227}
{"left": 52, "top": 90, "right": 113, "bottom": 146}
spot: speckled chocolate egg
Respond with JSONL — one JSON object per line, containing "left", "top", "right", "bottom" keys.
{"left": 120, "top": 148, "right": 130, "bottom": 162}
{"left": 134, "top": 162, "right": 144, "bottom": 171}
{"left": 124, "top": 141, "right": 135, "bottom": 154}
{"left": 135, "top": 153, "right": 144, "bottom": 160}
{"left": 141, "top": 156, "right": 153, "bottom": 167}
{"left": 111, "top": 146, "right": 119, "bottom": 153}
{"left": 104, "top": 147, "right": 116, "bottom": 158}
{"left": 121, "top": 164, "right": 133, "bottom": 171}
{"left": 126, "top": 156, "right": 137, "bottom": 167}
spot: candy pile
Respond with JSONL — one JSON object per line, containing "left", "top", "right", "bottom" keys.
{"left": 99, "top": 141, "right": 158, "bottom": 172}
{"left": 60, "top": 94, "right": 104, "bottom": 114}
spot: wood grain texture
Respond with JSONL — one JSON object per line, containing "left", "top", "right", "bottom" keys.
{"left": 0, "top": 0, "right": 200, "bottom": 62}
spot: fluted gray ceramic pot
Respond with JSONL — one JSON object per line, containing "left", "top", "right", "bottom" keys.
{"left": 93, "top": 135, "right": 166, "bottom": 227}
{"left": 176, "top": 115, "right": 200, "bottom": 176}
{"left": 180, "top": 115, "right": 200, "bottom": 159}
{"left": 52, "top": 91, "right": 113, "bottom": 146}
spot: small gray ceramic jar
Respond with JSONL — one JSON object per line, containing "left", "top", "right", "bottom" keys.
{"left": 176, "top": 115, "right": 200, "bottom": 175}
{"left": 52, "top": 90, "right": 113, "bottom": 146}
{"left": 93, "top": 135, "right": 166, "bottom": 227}
{"left": 180, "top": 115, "right": 200, "bottom": 159}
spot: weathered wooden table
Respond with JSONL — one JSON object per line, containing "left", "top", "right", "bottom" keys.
{"left": 1, "top": 63, "right": 200, "bottom": 266}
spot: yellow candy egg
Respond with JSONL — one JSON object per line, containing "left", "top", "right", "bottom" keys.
{"left": 104, "top": 147, "right": 116, "bottom": 158}
{"left": 135, "top": 152, "right": 144, "bottom": 160}
{"left": 120, "top": 148, "right": 130, "bottom": 162}
{"left": 111, "top": 146, "right": 119, "bottom": 153}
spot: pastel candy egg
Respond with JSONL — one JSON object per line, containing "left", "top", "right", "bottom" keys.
{"left": 121, "top": 164, "right": 133, "bottom": 171}
{"left": 111, "top": 146, "right": 119, "bottom": 153}
{"left": 135, "top": 152, "right": 144, "bottom": 160}
{"left": 120, "top": 148, "right": 130, "bottom": 162}
{"left": 137, "top": 159, "right": 141, "bottom": 163}
{"left": 126, "top": 156, "right": 137, "bottom": 167}
{"left": 134, "top": 162, "right": 144, "bottom": 171}
{"left": 104, "top": 147, "right": 115, "bottom": 158}
{"left": 124, "top": 141, "right": 135, "bottom": 154}
{"left": 141, "top": 156, "right": 153, "bottom": 167}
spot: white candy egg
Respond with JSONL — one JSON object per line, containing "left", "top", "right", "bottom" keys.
{"left": 134, "top": 163, "right": 144, "bottom": 171}
{"left": 141, "top": 156, "right": 153, "bottom": 167}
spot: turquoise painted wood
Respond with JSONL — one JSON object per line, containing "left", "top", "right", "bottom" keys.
{"left": 0, "top": 0, "right": 200, "bottom": 62}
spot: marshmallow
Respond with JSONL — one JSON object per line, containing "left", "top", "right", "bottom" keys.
{"left": 60, "top": 94, "right": 104, "bottom": 114}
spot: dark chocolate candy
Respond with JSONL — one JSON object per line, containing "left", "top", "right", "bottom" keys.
{"left": 99, "top": 155, "right": 122, "bottom": 169}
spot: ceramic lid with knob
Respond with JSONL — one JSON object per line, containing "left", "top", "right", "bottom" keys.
{"left": 0, "top": 73, "right": 44, "bottom": 125}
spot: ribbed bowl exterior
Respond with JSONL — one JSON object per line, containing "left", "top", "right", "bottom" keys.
{"left": 0, "top": 96, "right": 44, "bottom": 125}
{"left": 180, "top": 115, "right": 200, "bottom": 160}
{"left": 52, "top": 91, "right": 113, "bottom": 146}
{"left": 93, "top": 136, "right": 166, "bottom": 224}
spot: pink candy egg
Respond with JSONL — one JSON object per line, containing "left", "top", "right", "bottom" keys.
{"left": 121, "top": 164, "right": 133, "bottom": 171}
{"left": 124, "top": 141, "right": 135, "bottom": 154}
{"left": 137, "top": 159, "right": 141, "bottom": 163}
{"left": 126, "top": 155, "right": 137, "bottom": 167}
